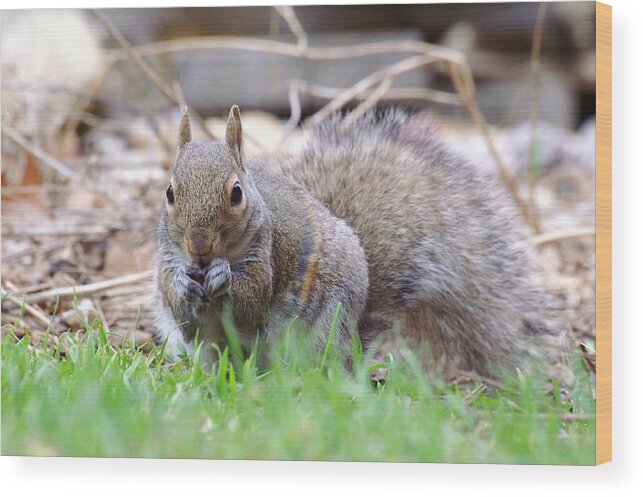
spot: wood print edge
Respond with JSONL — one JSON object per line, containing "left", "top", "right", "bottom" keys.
{"left": 595, "top": 0, "right": 612, "bottom": 466}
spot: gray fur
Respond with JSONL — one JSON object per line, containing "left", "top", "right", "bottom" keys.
{"left": 275, "top": 109, "right": 544, "bottom": 375}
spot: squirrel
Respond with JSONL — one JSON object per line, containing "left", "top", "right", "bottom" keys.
{"left": 155, "top": 105, "right": 543, "bottom": 377}
{"left": 154, "top": 105, "right": 368, "bottom": 367}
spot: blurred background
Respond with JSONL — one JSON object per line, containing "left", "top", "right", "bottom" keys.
{"left": 2, "top": 4, "right": 596, "bottom": 125}
{"left": 1, "top": 4, "right": 596, "bottom": 378}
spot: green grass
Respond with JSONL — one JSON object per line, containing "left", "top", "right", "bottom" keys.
{"left": 1, "top": 321, "right": 596, "bottom": 464}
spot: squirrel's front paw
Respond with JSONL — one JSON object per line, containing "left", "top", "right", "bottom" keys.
{"left": 203, "top": 258, "right": 231, "bottom": 299}
{"left": 173, "top": 267, "right": 209, "bottom": 304}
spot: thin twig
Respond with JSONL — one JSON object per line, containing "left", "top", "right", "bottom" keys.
{"left": 280, "top": 80, "right": 304, "bottom": 146}
{"left": 346, "top": 77, "right": 393, "bottom": 123}
{"left": 15, "top": 281, "right": 57, "bottom": 294}
{"left": 91, "top": 9, "right": 216, "bottom": 141}
{"left": 447, "top": 61, "right": 535, "bottom": 232}
{"left": 99, "top": 286, "right": 152, "bottom": 299}
{"left": 112, "top": 37, "right": 466, "bottom": 66}
{"left": 463, "top": 384, "right": 488, "bottom": 406}
{"left": 275, "top": 6, "right": 308, "bottom": 52}
{"left": 308, "top": 54, "right": 437, "bottom": 127}
{"left": 147, "top": 115, "right": 174, "bottom": 158}
{"left": 2, "top": 240, "right": 67, "bottom": 263}
{"left": 282, "top": 79, "right": 461, "bottom": 145}
{"left": 1, "top": 125, "right": 76, "bottom": 179}
{"left": 92, "top": 10, "right": 176, "bottom": 104}
{"left": 4, "top": 327, "right": 47, "bottom": 343}
{"left": 299, "top": 83, "right": 461, "bottom": 106}
{"left": 449, "top": 367, "right": 504, "bottom": 389}
{"left": 24, "top": 271, "right": 154, "bottom": 304}
{"left": 561, "top": 413, "right": 591, "bottom": 422}
{"left": 530, "top": 226, "right": 595, "bottom": 246}
{"left": 2, "top": 225, "right": 113, "bottom": 237}
{"left": 172, "top": 80, "right": 188, "bottom": 111}
{"left": 1, "top": 284, "right": 52, "bottom": 328}
{"left": 526, "top": 2, "right": 549, "bottom": 234}
{"left": 0, "top": 184, "right": 69, "bottom": 194}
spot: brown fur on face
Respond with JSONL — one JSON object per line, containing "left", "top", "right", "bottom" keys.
{"left": 165, "top": 141, "right": 252, "bottom": 266}
{"left": 162, "top": 107, "right": 254, "bottom": 266}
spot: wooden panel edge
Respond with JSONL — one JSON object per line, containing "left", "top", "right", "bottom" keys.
{"left": 595, "top": 1, "right": 612, "bottom": 466}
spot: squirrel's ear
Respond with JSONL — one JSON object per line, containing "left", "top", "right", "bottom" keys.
{"left": 225, "top": 105, "right": 244, "bottom": 167}
{"left": 178, "top": 107, "right": 192, "bottom": 149}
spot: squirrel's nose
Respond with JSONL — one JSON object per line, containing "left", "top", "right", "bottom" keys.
{"left": 187, "top": 232, "right": 212, "bottom": 257}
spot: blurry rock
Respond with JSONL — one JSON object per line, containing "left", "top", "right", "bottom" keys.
{"left": 1, "top": 10, "right": 106, "bottom": 179}
{"left": 477, "top": 69, "right": 577, "bottom": 129}
{"left": 1, "top": 10, "right": 105, "bottom": 137}
{"left": 439, "top": 20, "right": 579, "bottom": 129}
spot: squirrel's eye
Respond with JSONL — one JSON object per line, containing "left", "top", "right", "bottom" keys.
{"left": 231, "top": 181, "right": 243, "bottom": 206}
{"left": 166, "top": 184, "right": 174, "bottom": 205}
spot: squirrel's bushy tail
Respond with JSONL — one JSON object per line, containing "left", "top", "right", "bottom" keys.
{"left": 276, "top": 109, "right": 548, "bottom": 377}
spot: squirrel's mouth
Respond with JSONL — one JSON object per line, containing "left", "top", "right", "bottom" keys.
{"left": 187, "top": 233, "right": 222, "bottom": 267}
{"left": 190, "top": 253, "right": 214, "bottom": 270}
